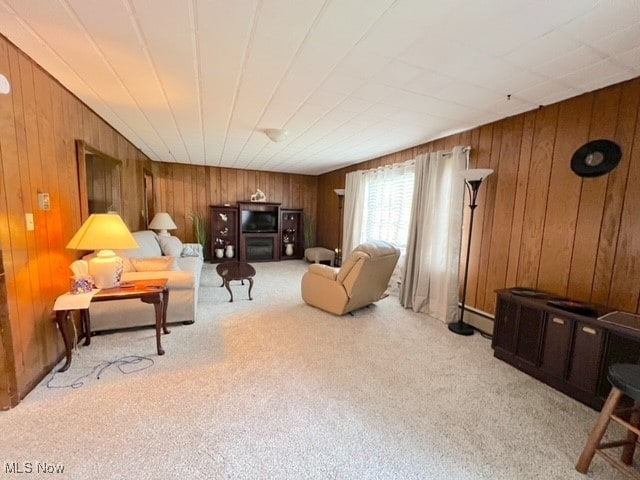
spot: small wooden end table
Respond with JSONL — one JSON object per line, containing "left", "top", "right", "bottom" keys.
{"left": 54, "top": 279, "right": 169, "bottom": 372}
{"left": 216, "top": 261, "right": 256, "bottom": 302}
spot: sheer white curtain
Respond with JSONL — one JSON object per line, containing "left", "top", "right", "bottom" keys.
{"left": 342, "top": 170, "right": 366, "bottom": 258}
{"left": 342, "top": 161, "right": 414, "bottom": 257}
{"left": 400, "top": 147, "right": 466, "bottom": 322}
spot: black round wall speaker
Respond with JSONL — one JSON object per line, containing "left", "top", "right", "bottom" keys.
{"left": 571, "top": 139, "right": 622, "bottom": 178}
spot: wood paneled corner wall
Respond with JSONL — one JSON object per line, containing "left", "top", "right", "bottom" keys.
{"left": 0, "top": 34, "right": 151, "bottom": 409}
{"left": 317, "top": 76, "right": 640, "bottom": 318}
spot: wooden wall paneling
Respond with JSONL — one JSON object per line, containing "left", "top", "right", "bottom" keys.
{"left": 608, "top": 102, "right": 640, "bottom": 312}
{"left": 504, "top": 111, "right": 535, "bottom": 288}
{"left": 516, "top": 104, "right": 559, "bottom": 288}
{"left": 82, "top": 105, "right": 99, "bottom": 148}
{"left": 229, "top": 168, "right": 239, "bottom": 203}
{"left": 166, "top": 163, "right": 175, "bottom": 222}
{"left": 291, "top": 175, "right": 301, "bottom": 209}
{"left": 483, "top": 115, "right": 524, "bottom": 311}
{"left": 270, "top": 172, "right": 281, "bottom": 205}
{"left": 159, "top": 162, "right": 170, "bottom": 212}
{"left": 33, "top": 66, "right": 64, "bottom": 363}
{"left": 2, "top": 45, "right": 29, "bottom": 387}
{"left": 180, "top": 164, "right": 191, "bottom": 240}
{"left": 537, "top": 95, "right": 593, "bottom": 295}
{"left": 195, "top": 165, "right": 207, "bottom": 246}
{"left": 207, "top": 166, "right": 219, "bottom": 206}
{"left": 0, "top": 39, "right": 20, "bottom": 408}
{"left": 476, "top": 123, "right": 502, "bottom": 313}
{"left": 220, "top": 168, "right": 229, "bottom": 204}
{"left": 464, "top": 127, "right": 491, "bottom": 307}
{"left": 182, "top": 164, "right": 193, "bottom": 239}
{"left": 17, "top": 51, "right": 49, "bottom": 380}
{"left": 591, "top": 80, "right": 640, "bottom": 306}
{"left": 567, "top": 86, "right": 621, "bottom": 301}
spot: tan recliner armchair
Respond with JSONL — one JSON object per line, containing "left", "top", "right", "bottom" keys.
{"left": 301, "top": 240, "right": 401, "bottom": 315}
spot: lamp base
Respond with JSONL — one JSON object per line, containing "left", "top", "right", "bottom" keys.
{"left": 448, "top": 321, "right": 474, "bottom": 336}
{"left": 88, "top": 250, "right": 124, "bottom": 289}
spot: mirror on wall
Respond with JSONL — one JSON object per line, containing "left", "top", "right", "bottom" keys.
{"left": 143, "top": 168, "right": 155, "bottom": 228}
{"left": 75, "top": 140, "right": 123, "bottom": 221}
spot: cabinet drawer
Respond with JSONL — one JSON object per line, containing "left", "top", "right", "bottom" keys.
{"left": 567, "top": 322, "right": 604, "bottom": 394}
{"left": 540, "top": 315, "right": 572, "bottom": 378}
{"left": 515, "top": 305, "right": 544, "bottom": 365}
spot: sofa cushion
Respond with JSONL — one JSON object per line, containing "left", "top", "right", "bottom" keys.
{"left": 130, "top": 256, "right": 178, "bottom": 272}
{"left": 117, "top": 231, "right": 163, "bottom": 258}
{"left": 181, "top": 244, "right": 201, "bottom": 257}
{"left": 157, "top": 235, "right": 183, "bottom": 257}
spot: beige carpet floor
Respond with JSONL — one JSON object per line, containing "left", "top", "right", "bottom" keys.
{"left": 0, "top": 261, "right": 635, "bottom": 479}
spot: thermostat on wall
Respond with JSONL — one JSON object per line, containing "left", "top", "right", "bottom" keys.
{"left": 37, "top": 192, "right": 51, "bottom": 211}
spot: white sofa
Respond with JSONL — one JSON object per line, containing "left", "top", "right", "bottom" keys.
{"left": 88, "top": 230, "right": 204, "bottom": 331}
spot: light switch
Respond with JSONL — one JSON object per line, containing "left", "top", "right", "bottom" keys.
{"left": 25, "top": 213, "right": 34, "bottom": 231}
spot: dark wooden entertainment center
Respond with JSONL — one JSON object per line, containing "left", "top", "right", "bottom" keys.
{"left": 210, "top": 203, "right": 303, "bottom": 263}
{"left": 493, "top": 289, "right": 640, "bottom": 410}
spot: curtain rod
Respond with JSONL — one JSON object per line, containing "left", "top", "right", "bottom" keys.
{"left": 440, "top": 145, "right": 471, "bottom": 157}
{"left": 355, "top": 145, "right": 471, "bottom": 175}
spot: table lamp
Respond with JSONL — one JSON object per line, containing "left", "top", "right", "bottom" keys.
{"left": 148, "top": 212, "right": 177, "bottom": 237}
{"left": 66, "top": 213, "right": 139, "bottom": 289}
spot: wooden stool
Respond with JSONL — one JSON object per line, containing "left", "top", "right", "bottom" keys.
{"left": 576, "top": 363, "right": 640, "bottom": 478}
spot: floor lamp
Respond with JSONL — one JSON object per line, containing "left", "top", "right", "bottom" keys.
{"left": 334, "top": 188, "right": 345, "bottom": 267}
{"left": 449, "top": 168, "right": 494, "bottom": 336}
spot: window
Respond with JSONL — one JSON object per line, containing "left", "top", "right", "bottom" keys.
{"left": 361, "top": 162, "right": 415, "bottom": 249}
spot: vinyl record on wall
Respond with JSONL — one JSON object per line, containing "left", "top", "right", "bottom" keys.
{"left": 571, "top": 139, "right": 622, "bottom": 178}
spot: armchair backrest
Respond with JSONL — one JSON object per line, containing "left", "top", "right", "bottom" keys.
{"left": 336, "top": 240, "right": 400, "bottom": 309}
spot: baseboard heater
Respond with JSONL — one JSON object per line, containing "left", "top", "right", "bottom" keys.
{"left": 459, "top": 304, "right": 494, "bottom": 335}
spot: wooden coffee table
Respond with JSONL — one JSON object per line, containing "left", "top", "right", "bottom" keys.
{"left": 216, "top": 261, "right": 255, "bottom": 302}
{"left": 54, "top": 279, "right": 169, "bottom": 372}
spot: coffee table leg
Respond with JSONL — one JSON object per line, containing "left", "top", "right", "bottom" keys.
{"left": 248, "top": 278, "right": 254, "bottom": 301}
{"left": 55, "top": 310, "right": 73, "bottom": 372}
{"left": 153, "top": 300, "right": 165, "bottom": 356}
{"left": 224, "top": 278, "right": 234, "bottom": 302}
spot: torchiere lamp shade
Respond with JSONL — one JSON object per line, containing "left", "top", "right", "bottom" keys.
{"left": 66, "top": 213, "right": 138, "bottom": 289}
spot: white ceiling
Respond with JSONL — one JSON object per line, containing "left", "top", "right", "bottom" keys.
{"left": 1, "top": 0, "right": 639, "bottom": 175}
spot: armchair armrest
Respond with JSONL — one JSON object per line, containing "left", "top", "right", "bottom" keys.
{"left": 181, "top": 243, "right": 203, "bottom": 259}
{"left": 308, "top": 263, "right": 338, "bottom": 280}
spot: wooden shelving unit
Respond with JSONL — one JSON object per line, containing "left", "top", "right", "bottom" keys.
{"left": 210, "top": 205, "right": 239, "bottom": 262}
{"left": 280, "top": 208, "right": 303, "bottom": 260}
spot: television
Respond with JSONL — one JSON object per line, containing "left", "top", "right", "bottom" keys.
{"left": 241, "top": 210, "right": 278, "bottom": 233}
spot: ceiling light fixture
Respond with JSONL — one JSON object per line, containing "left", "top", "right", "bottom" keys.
{"left": 0, "top": 74, "right": 10, "bottom": 94}
{"left": 264, "top": 128, "right": 288, "bottom": 142}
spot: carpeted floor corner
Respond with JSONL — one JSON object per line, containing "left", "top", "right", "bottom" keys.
{"left": 0, "top": 261, "right": 634, "bottom": 479}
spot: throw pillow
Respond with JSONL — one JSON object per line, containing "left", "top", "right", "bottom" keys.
{"left": 157, "top": 235, "right": 183, "bottom": 257}
{"left": 181, "top": 244, "right": 200, "bottom": 257}
{"left": 130, "top": 256, "right": 178, "bottom": 272}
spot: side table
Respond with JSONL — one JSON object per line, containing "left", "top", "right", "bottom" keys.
{"left": 54, "top": 279, "right": 169, "bottom": 372}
